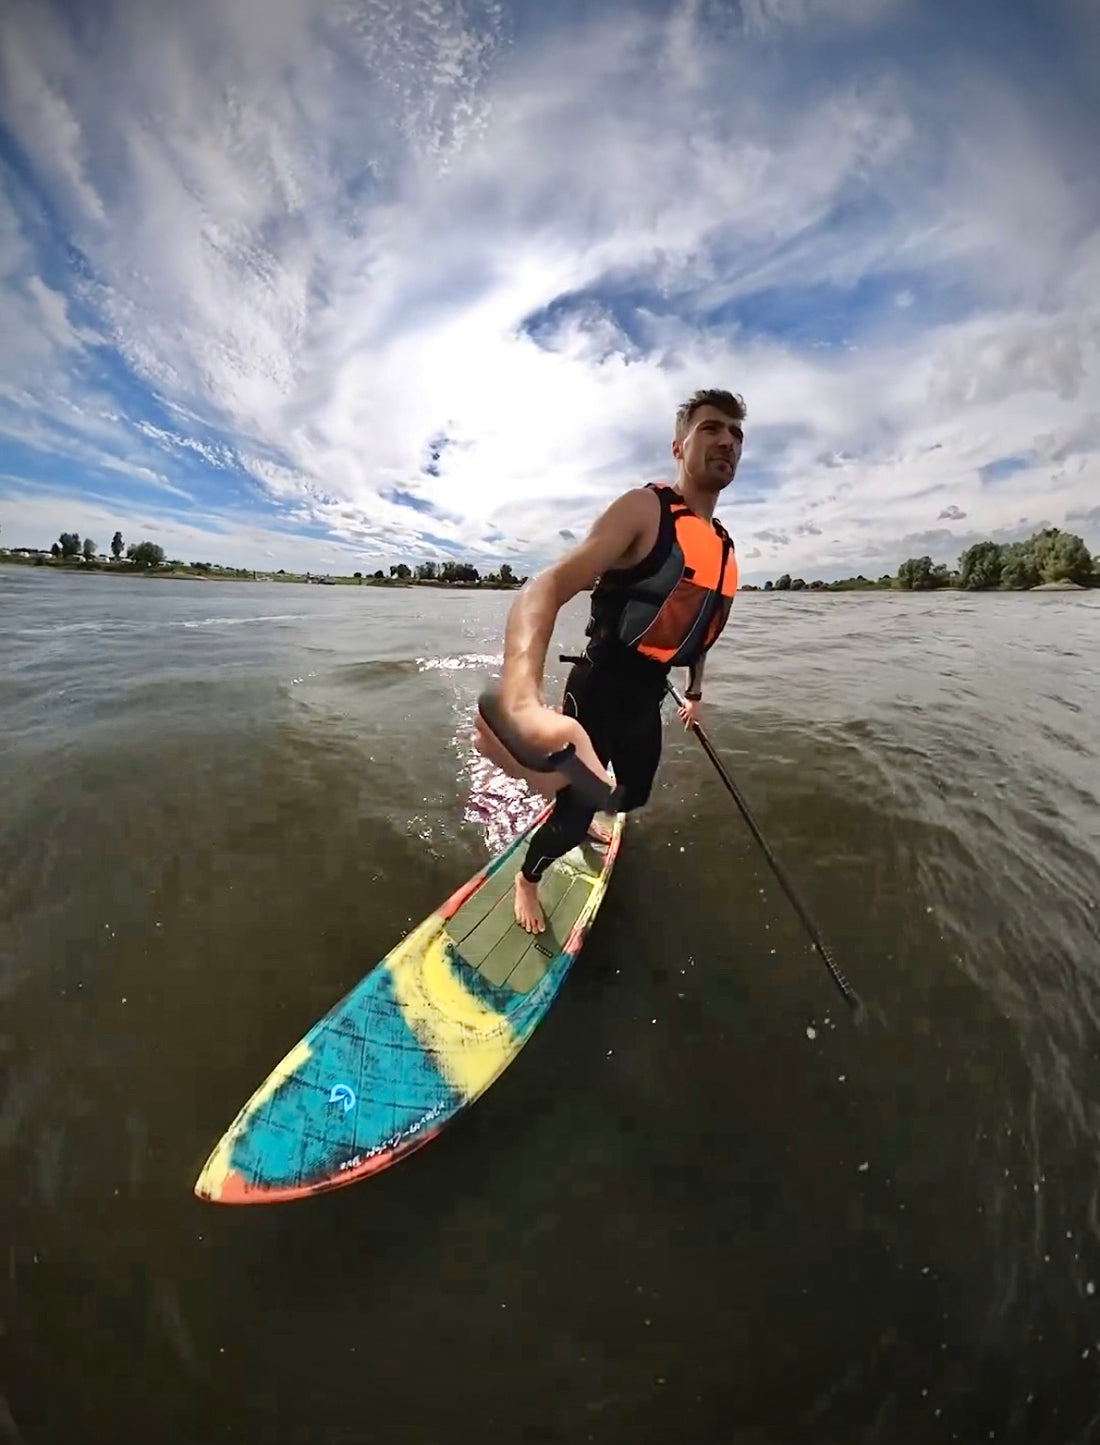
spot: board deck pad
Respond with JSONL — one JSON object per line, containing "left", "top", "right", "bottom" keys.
{"left": 195, "top": 802, "right": 625, "bottom": 1203}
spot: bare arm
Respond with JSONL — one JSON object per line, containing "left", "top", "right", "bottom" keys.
{"left": 686, "top": 655, "right": 706, "bottom": 698}
{"left": 501, "top": 488, "right": 654, "bottom": 709}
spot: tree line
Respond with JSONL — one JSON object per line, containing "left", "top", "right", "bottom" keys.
{"left": 375, "top": 561, "right": 525, "bottom": 586}
{"left": 20, "top": 527, "right": 526, "bottom": 585}
{"left": 46, "top": 531, "right": 166, "bottom": 567}
{"left": 10, "top": 520, "right": 1093, "bottom": 591}
{"left": 761, "top": 527, "right": 1096, "bottom": 592}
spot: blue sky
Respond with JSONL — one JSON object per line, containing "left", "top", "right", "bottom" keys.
{"left": 1, "top": 0, "right": 1098, "bottom": 581}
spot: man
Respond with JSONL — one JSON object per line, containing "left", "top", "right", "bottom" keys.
{"left": 474, "top": 388, "right": 745, "bottom": 933}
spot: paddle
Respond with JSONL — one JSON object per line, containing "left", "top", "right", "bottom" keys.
{"left": 667, "top": 680, "right": 862, "bottom": 1017}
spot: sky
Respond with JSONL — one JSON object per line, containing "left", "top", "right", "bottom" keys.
{"left": 0, "top": 0, "right": 1098, "bottom": 583}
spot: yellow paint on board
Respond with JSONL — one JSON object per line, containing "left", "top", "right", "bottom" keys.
{"left": 387, "top": 923, "right": 516, "bottom": 1101}
{"left": 194, "top": 1038, "right": 313, "bottom": 1200}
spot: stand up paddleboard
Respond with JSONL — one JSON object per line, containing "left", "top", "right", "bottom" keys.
{"left": 195, "top": 801, "right": 624, "bottom": 1203}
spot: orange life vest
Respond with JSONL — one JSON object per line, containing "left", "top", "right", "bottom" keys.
{"left": 586, "top": 483, "right": 739, "bottom": 668}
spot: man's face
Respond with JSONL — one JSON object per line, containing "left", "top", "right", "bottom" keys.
{"left": 673, "top": 405, "right": 744, "bottom": 490}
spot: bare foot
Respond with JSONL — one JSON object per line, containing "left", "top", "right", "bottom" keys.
{"left": 513, "top": 871, "right": 546, "bottom": 934}
{"left": 587, "top": 819, "right": 614, "bottom": 846}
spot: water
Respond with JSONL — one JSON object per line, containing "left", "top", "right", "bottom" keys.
{"left": 3, "top": 566, "right": 1099, "bottom": 1444}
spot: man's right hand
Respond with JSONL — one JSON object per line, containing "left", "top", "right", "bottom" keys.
{"left": 475, "top": 489, "right": 654, "bottom": 800}
{"left": 473, "top": 697, "right": 611, "bottom": 800}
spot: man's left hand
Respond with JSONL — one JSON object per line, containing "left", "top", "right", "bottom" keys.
{"left": 677, "top": 698, "right": 700, "bottom": 729}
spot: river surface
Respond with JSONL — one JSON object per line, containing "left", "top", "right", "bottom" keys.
{"left": 3, "top": 566, "right": 1100, "bottom": 1445}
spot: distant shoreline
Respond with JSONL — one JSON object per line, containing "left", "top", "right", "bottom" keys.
{"left": 3, "top": 554, "right": 1093, "bottom": 593}
{"left": 0, "top": 555, "right": 522, "bottom": 589}
{"left": 7, "top": 518, "right": 1097, "bottom": 592}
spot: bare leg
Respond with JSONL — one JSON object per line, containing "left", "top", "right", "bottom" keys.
{"left": 513, "top": 871, "right": 546, "bottom": 933}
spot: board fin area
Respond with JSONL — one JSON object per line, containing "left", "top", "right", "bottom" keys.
{"left": 195, "top": 803, "right": 624, "bottom": 1203}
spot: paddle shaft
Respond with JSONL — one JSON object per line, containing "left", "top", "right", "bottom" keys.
{"left": 667, "top": 682, "right": 861, "bottom": 1014}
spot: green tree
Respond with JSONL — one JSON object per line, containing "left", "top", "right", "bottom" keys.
{"left": 897, "top": 555, "right": 935, "bottom": 590}
{"left": 499, "top": 562, "right": 515, "bottom": 584}
{"left": 439, "top": 561, "right": 480, "bottom": 583}
{"left": 999, "top": 541, "right": 1040, "bottom": 590}
{"left": 763, "top": 579, "right": 773, "bottom": 590}
{"left": 83, "top": 537, "right": 97, "bottom": 561}
{"left": 353, "top": 571, "right": 362, "bottom": 584}
{"left": 415, "top": 562, "right": 438, "bottom": 581}
{"left": 51, "top": 542, "right": 61, "bottom": 558}
{"left": 959, "top": 541, "right": 1003, "bottom": 590}
{"left": 59, "top": 532, "right": 81, "bottom": 558}
{"left": 127, "top": 540, "right": 165, "bottom": 567}
{"left": 373, "top": 570, "right": 384, "bottom": 579}
{"left": 390, "top": 563, "right": 411, "bottom": 580}
{"left": 790, "top": 577, "right": 806, "bottom": 590}
{"left": 775, "top": 573, "right": 791, "bottom": 591}
{"left": 1031, "top": 527, "right": 1092, "bottom": 585}
{"left": 111, "top": 531, "right": 123, "bottom": 560}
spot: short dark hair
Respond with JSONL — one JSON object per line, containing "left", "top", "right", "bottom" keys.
{"left": 674, "top": 388, "right": 746, "bottom": 442}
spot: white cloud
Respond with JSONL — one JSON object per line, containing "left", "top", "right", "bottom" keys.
{"left": 740, "top": 0, "right": 899, "bottom": 34}
{"left": 0, "top": 15, "right": 106, "bottom": 226}
{"left": 26, "top": 275, "right": 86, "bottom": 350}
{"left": 0, "top": 0, "right": 1097, "bottom": 580}
{"left": 0, "top": 480, "right": 393, "bottom": 573}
